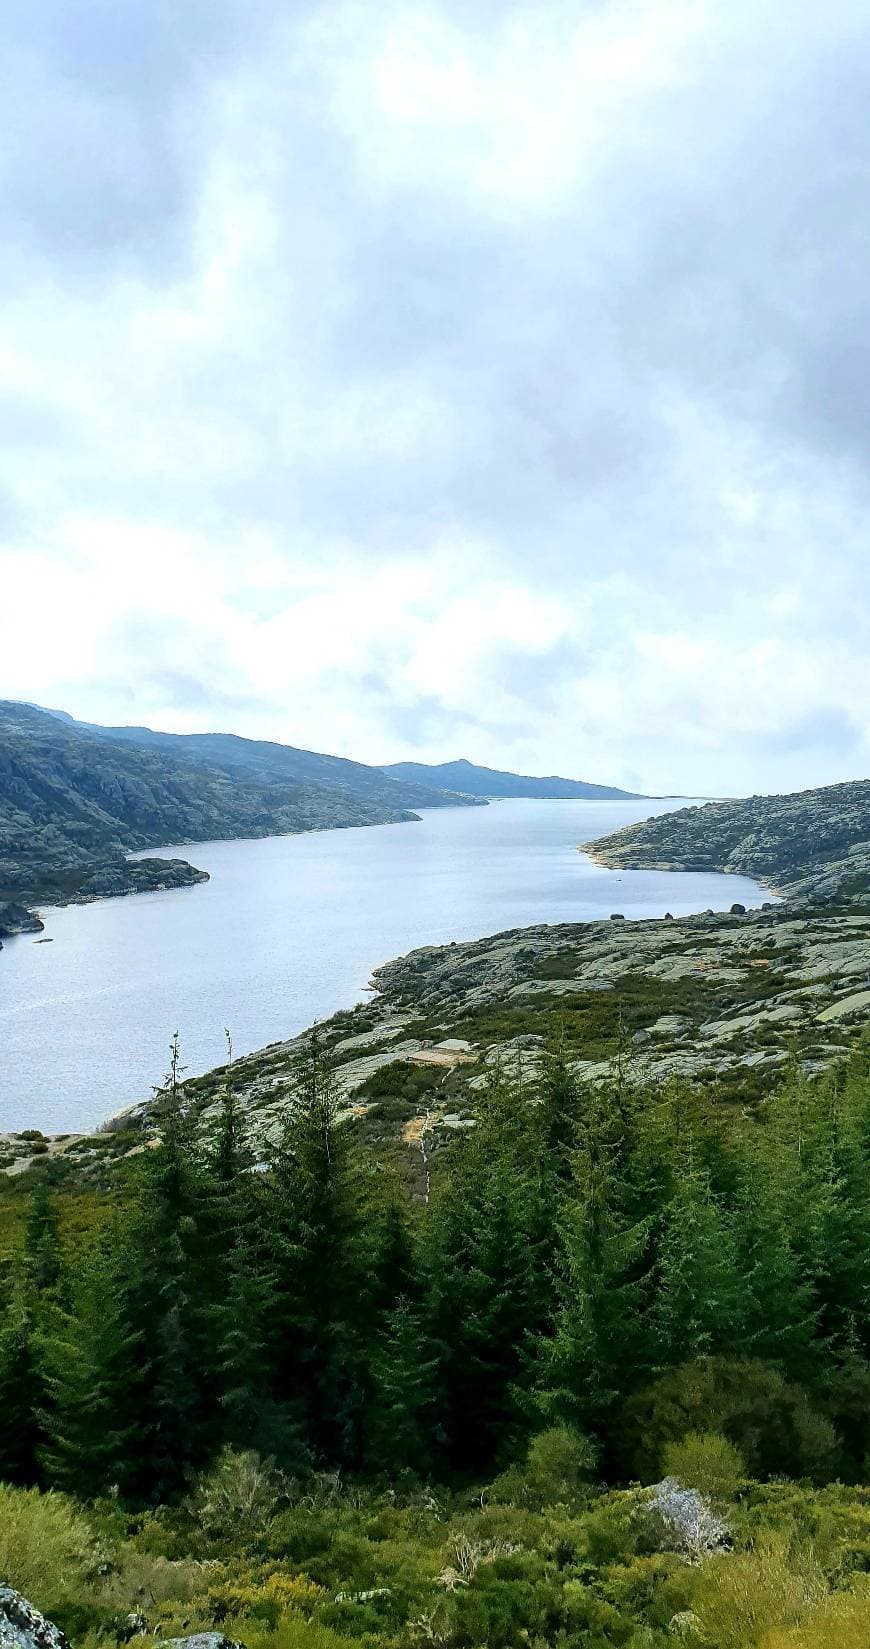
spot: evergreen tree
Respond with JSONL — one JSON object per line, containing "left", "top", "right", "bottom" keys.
{"left": 427, "top": 1067, "right": 549, "bottom": 1471}
{"left": 367, "top": 1297, "right": 439, "bottom": 1476}
{"left": 123, "top": 1034, "right": 206, "bottom": 1500}
{"left": 531, "top": 1077, "right": 653, "bottom": 1436}
{"left": 651, "top": 1089, "right": 739, "bottom": 1368}
{"left": 23, "top": 1179, "right": 62, "bottom": 1297}
{"left": 0, "top": 1271, "right": 42, "bottom": 1485}
{"left": 266, "top": 1030, "right": 366, "bottom": 1463}
{"left": 536, "top": 1025, "right": 583, "bottom": 1187}
{"left": 38, "top": 1227, "right": 141, "bottom": 1496}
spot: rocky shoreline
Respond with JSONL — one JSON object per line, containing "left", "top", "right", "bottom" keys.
{"left": 0, "top": 901, "right": 45, "bottom": 947}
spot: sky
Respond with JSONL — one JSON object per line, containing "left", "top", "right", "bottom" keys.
{"left": 2, "top": 0, "right": 870, "bottom": 797}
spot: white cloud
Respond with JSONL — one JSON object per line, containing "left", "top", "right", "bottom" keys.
{"left": 2, "top": 0, "right": 870, "bottom": 793}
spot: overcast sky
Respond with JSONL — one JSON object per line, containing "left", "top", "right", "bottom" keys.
{"left": 2, "top": 0, "right": 869, "bottom": 795}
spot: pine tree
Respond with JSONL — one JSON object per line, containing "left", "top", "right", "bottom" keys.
{"left": 266, "top": 1030, "right": 366, "bottom": 1463}
{"left": 651, "top": 1088, "right": 738, "bottom": 1368}
{"left": 23, "top": 1179, "right": 63, "bottom": 1297}
{"left": 0, "top": 1271, "right": 42, "bottom": 1485}
{"left": 367, "top": 1297, "right": 439, "bottom": 1476}
{"left": 122, "top": 1034, "right": 206, "bottom": 1500}
{"left": 731, "top": 1102, "right": 818, "bottom": 1378}
{"left": 426, "top": 1067, "right": 550, "bottom": 1471}
{"left": 537, "top": 1026, "right": 581, "bottom": 1180}
{"left": 38, "top": 1228, "right": 142, "bottom": 1496}
{"left": 531, "top": 1077, "right": 654, "bottom": 1436}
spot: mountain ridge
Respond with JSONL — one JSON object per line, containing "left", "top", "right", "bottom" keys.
{"left": 379, "top": 755, "right": 648, "bottom": 800}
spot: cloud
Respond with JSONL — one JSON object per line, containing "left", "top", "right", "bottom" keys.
{"left": 1, "top": 0, "right": 870, "bottom": 794}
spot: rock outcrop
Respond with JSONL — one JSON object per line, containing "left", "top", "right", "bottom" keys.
{"left": 0, "top": 902, "right": 44, "bottom": 948}
{"left": 0, "top": 1589, "right": 69, "bottom": 1649}
{"left": 587, "top": 779, "right": 870, "bottom": 903}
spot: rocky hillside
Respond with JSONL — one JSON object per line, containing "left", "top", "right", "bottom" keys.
{"left": 54, "top": 708, "right": 483, "bottom": 813}
{"left": 586, "top": 779, "right": 870, "bottom": 899}
{"left": 0, "top": 701, "right": 479, "bottom": 917}
{"left": 380, "top": 755, "right": 645, "bottom": 799}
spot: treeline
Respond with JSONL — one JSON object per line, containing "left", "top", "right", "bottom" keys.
{"left": 4, "top": 1032, "right": 870, "bottom": 1503}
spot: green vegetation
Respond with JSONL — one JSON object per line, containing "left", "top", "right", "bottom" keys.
{"left": 6, "top": 1031, "right": 870, "bottom": 1644}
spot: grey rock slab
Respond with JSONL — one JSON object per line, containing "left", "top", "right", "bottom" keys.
{"left": 817, "top": 989, "right": 870, "bottom": 1023}
{"left": 650, "top": 1014, "right": 692, "bottom": 1037}
{"left": 0, "top": 1592, "right": 69, "bottom": 1649}
{"left": 332, "top": 1021, "right": 411, "bottom": 1055}
{"left": 162, "top": 1638, "right": 244, "bottom": 1649}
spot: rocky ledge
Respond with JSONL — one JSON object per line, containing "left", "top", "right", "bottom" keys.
{"left": 0, "top": 1590, "right": 241, "bottom": 1649}
{"left": 0, "top": 855, "right": 209, "bottom": 940}
{"left": 0, "top": 901, "right": 45, "bottom": 944}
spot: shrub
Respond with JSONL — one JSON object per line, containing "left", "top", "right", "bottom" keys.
{"left": 661, "top": 1432, "right": 746, "bottom": 1498}
{"left": 490, "top": 1427, "right": 598, "bottom": 1509}
{"left": 0, "top": 1482, "right": 97, "bottom": 1608}
{"left": 190, "top": 1447, "right": 284, "bottom": 1545}
{"left": 622, "top": 1359, "right": 838, "bottom": 1483}
{"left": 525, "top": 1427, "right": 598, "bottom": 1499}
{"left": 689, "top": 1534, "right": 826, "bottom": 1649}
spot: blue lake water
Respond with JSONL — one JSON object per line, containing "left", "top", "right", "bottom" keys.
{"left": 0, "top": 799, "right": 769, "bottom": 1134}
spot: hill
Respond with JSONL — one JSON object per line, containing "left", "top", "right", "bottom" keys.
{"left": 379, "top": 755, "right": 646, "bottom": 799}
{"left": 586, "top": 778, "right": 870, "bottom": 900}
{"left": 0, "top": 701, "right": 474, "bottom": 919}
{"left": 48, "top": 708, "right": 484, "bottom": 814}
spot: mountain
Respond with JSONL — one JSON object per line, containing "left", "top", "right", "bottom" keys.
{"left": 0, "top": 701, "right": 477, "bottom": 918}
{"left": 35, "top": 707, "right": 484, "bottom": 814}
{"left": 379, "top": 756, "right": 646, "bottom": 800}
{"left": 586, "top": 779, "right": 870, "bottom": 900}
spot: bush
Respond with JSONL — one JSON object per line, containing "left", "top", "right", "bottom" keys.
{"left": 525, "top": 1427, "right": 598, "bottom": 1498}
{"left": 491, "top": 1427, "right": 598, "bottom": 1509}
{"left": 661, "top": 1432, "right": 746, "bottom": 1498}
{"left": 689, "top": 1534, "right": 826, "bottom": 1649}
{"left": 190, "top": 1447, "right": 284, "bottom": 1545}
{"left": 622, "top": 1359, "right": 838, "bottom": 1483}
{"left": 0, "top": 1482, "right": 97, "bottom": 1609}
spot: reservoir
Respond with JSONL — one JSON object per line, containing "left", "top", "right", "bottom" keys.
{"left": 0, "top": 798, "right": 767, "bottom": 1133}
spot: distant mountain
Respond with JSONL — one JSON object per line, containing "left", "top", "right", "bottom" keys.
{"left": 379, "top": 757, "right": 646, "bottom": 801}
{"left": 0, "top": 702, "right": 478, "bottom": 921}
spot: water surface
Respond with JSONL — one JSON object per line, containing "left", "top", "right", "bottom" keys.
{"left": 0, "top": 799, "right": 767, "bottom": 1133}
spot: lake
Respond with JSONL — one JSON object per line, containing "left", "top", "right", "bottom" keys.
{"left": 0, "top": 798, "right": 769, "bottom": 1134}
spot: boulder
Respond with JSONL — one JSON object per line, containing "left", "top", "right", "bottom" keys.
{"left": 161, "top": 1638, "right": 244, "bottom": 1649}
{"left": 0, "top": 1590, "right": 69, "bottom": 1649}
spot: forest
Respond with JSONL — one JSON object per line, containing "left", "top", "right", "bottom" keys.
{"left": 5, "top": 1031, "right": 870, "bottom": 1647}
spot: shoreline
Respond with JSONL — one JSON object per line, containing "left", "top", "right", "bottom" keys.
{"left": 581, "top": 844, "right": 784, "bottom": 902}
